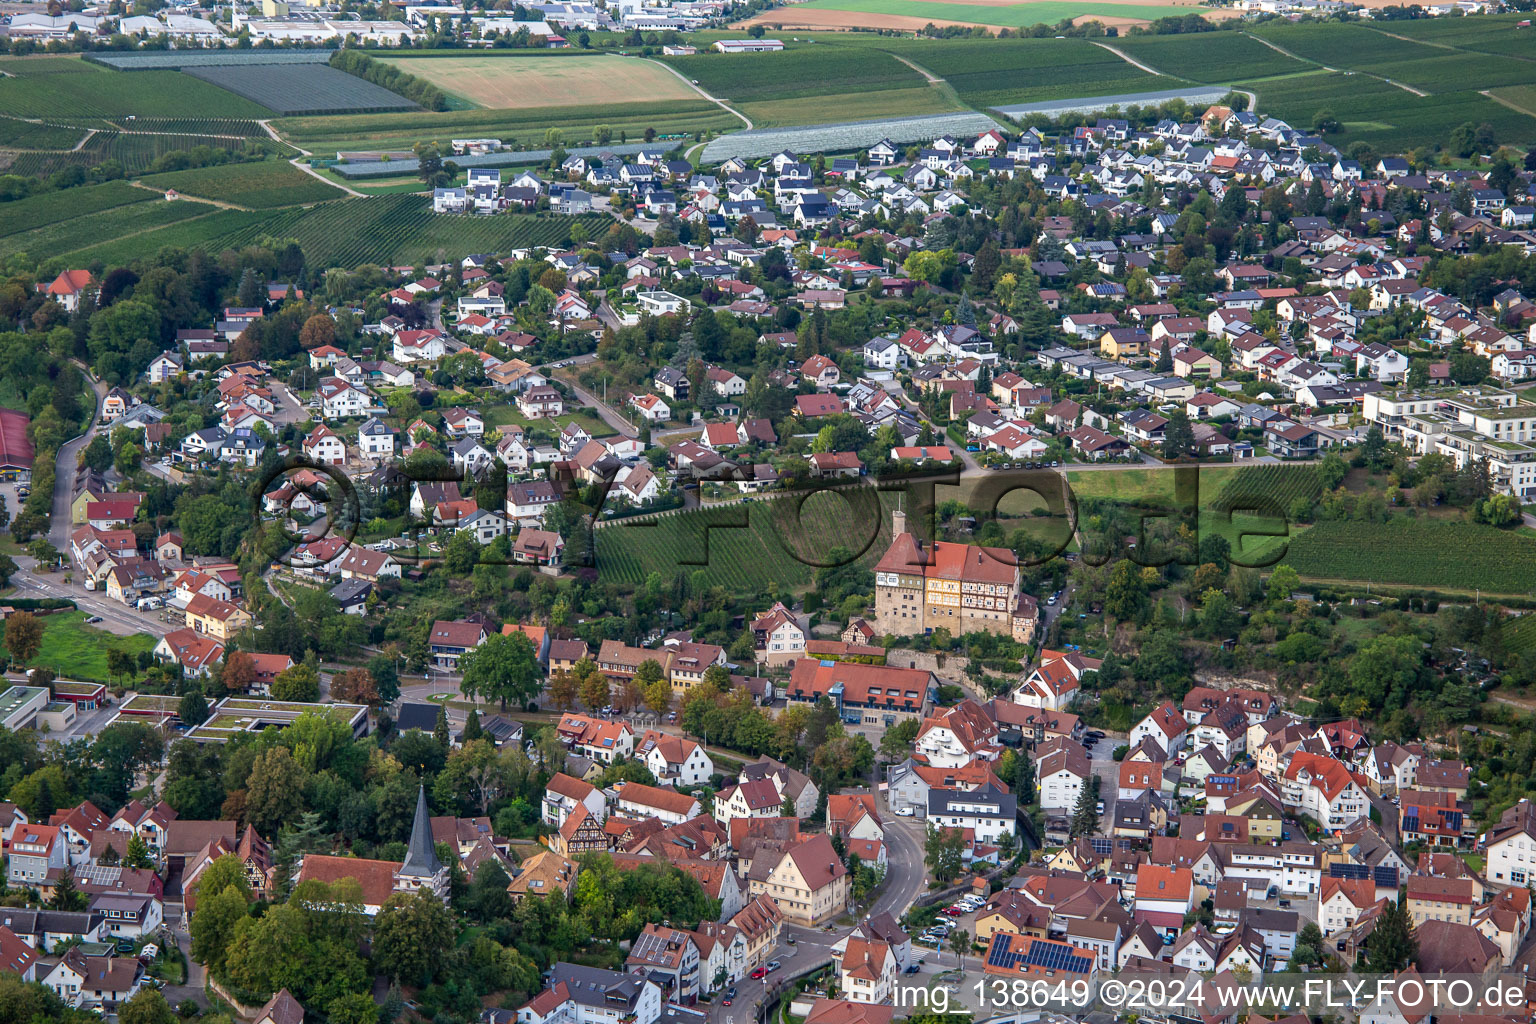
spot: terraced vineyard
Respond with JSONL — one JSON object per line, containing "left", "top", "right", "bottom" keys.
{"left": 1284, "top": 518, "right": 1536, "bottom": 595}
{"left": 1208, "top": 464, "right": 1324, "bottom": 515}
{"left": 0, "top": 181, "right": 153, "bottom": 238}
{"left": 883, "top": 38, "right": 1159, "bottom": 109}
{"left": 6, "top": 131, "right": 274, "bottom": 178}
{"left": 141, "top": 160, "right": 345, "bottom": 209}
{"left": 202, "top": 196, "right": 608, "bottom": 269}
{"left": 596, "top": 489, "right": 899, "bottom": 590}
{"left": 103, "top": 117, "right": 270, "bottom": 137}
{"left": 0, "top": 117, "right": 88, "bottom": 149}
{"left": 0, "top": 197, "right": 212, "bottom": 261}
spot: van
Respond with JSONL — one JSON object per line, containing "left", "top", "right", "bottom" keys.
{"left": 136, "top": 597, "right": 161, "bottom": 611}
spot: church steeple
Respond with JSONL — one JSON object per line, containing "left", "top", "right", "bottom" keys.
{"left": 398, "top": 785, "right": 445, "bottom": 881}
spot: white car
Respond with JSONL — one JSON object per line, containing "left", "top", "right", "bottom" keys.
{"left": 894, "top": 805, "right": 915, "bottom": 816}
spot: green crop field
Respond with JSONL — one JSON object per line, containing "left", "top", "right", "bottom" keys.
{"left": 103, "top": 116, "right": 270, "bottom": 137}
{"left": 738, "top": 86, "right": 964, "bottom": 128}
{"left": 596, "top": 489, "right": 900, "bottom": 590}
{"left": 0, "top": 117, "right": 89, "bottom": 150}
{"left": 65, "top": 207, "right": 282, "bottom": 266}
{"left": 1112, "top": 32, "right": 1310, "bottom": 83}
{"left": 1504, "top": 612, "right": 1536, "bottom": 653}
{"left": 5, "top": 131, "right": 275, "bottom": 179}
{"left": 662, "top": 47, "right": 929, "bottom": 104}
{"left": 1208, "top": 464, "right": 1324, "bottom": 516}
{"left": 1491, "top": 86, "right": 1536, "bottom": 118}
{"left": 69, "top": 199, "right": 604, "bottom": 269}
{"left": 0, "top": 181, "right": 153, "bottom": 239}
{"left": 1284, "top": 518, "right": 1536, "bottom": 595}
{"left": 0, "top": 197, "right": 214, "bottom": 260}
{"left": 877, "top": 37, "right": 1159, "bottom": 107}
{"left": 274, "top": 98, "right": 737, "bottom": 155}
{"left": 141, "top": 160, "right": 346, "bottom": 209}
{"left": 0, "top": 58, "right": 271, "bottom": 119}
{"left": 1384, "top": 13, "right": 1536, "bottom": 57}
{"left": 790, "top": 0, "right": 1199, "bottom": 27}
{"left": 1239, "top": 71, "right": 1536, "bottom": 151}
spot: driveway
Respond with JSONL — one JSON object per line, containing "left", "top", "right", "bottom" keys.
{"left": 48, "top": 371, "right": 108, "bottom": 548}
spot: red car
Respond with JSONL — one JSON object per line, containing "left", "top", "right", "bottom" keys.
{"left": 943, "top": 907, "right": 965, "bottom": 916}
{"left": 751, "top": 967, "right": 768, "bottom": 980}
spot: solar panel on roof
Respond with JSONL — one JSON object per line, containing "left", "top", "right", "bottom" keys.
{"left": 1090, "top": 838, "right": 1113, "bottom": 854}
{"left": 1374, "top": 865, "right": 1399, "bottom": 887}
{"left": 1329, "top": 863, "right": 1369, "bottom": 879}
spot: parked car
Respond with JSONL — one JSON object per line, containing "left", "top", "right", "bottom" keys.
{"left": 767, "top": 961, "right": 781, "bottom": 972}
{"left": 750, "top": 967, "right": 767, "bottom": 980}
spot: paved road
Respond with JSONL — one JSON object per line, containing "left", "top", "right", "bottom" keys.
{"left": 48, "top": 371, "right": 108, "bottom": 548}
{"left": 7, "top": 562, "right": 175, "bottom": 638}
{"left": 867, "top": 816, "right": 927, "bottom": 923}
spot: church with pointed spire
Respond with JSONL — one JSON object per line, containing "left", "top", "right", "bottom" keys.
{"left": 395, "top": 784, "right": 450, "bottom": 900}
{"left": 295, "top": 785, "right": 449, "bottom": 913}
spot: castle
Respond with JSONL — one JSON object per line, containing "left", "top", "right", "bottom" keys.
{"left": 873, "top": 509, "right": 1030, "bottom": 640}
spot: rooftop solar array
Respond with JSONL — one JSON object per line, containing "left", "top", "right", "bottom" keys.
{"left": 985, "top": 934, "right": 1092, "bottom": 975}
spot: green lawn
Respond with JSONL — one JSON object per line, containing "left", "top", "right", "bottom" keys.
{"left": 481, "top": 402, "right": 612, "bottom": 439}
{"left": 0, "top": 610, "right": 157, "bottom": 682}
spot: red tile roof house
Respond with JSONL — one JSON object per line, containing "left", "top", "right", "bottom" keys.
{"left": 428, "top": 619, "right": 488, "bottom": 671}
{"left": 42, "top": 269, "right": 94, "bottom": 313}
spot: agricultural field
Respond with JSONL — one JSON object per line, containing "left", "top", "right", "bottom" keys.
{"left": 749, "top": 0, "right": 1207, "bottom": 31}
{"left": 0, "top": 180, "right": 153, "bottom": 239}
{"left": 1504, "top": 612, "right": 1536, "bottom": 654}
{"left": 273, "top": 99, "right": 737, "bottom": 156}
{"left": 882, "top": 37, "right": 1160, "bottom": 108}
{"left": 140, "top": 160, "right": 346, "bottom": 209}
{"left": 0, "top": 117, "right": 88, "bottom": 150}
{"left": 596, "top": 489, "right": 899, "bottom": 590}
{"left": 662, "top": 47, "right": 931, "bottom": 104}
{"left": 1207, "top": 464, "right": 1324, "bottom": 516}
{"left": 0, "top": 57, "right": 271, "bottom": 119}
{"left": 65, "top": 208, "right": 283, "bottom": 266}
{"left": 1490, "top": 86, "right": 1536, "bottom": 120}
{"left": 103, "top": 117, "right": 270, "bottom": 137}
{"left": 1110, "top": 31, "right": 1311, "bottom": 82}
{"left": 184, "top": 64, "right": 417, "bottom": 116}
{"left": 1383, "top": 13, "right": 1536, "bottom": 58}
{"left": 738, "top": 86, "right": 965, "bottom": 129}
{"left": 201, "top": 196, "right": 608, "bottom": 269}
{"left": 380, "top": 54, "right": 697, "bottom": 110}
{"left": 1238, "top": 71, "right": 1536, "bottom": 152}
{"left": 5, "top": 131, "right": 275, "bottom": 178}
{"left": 1284, "top": 518, "right": 1536, "bottom": 595}
{"left": 0, "top": 197, "right": 213, "bottom": 261}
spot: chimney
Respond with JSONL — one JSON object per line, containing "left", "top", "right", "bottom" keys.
{"left": 892, "top": 508, "right": 907, "bottom": 537}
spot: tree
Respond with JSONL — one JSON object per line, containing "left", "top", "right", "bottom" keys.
{"left": 1162, "top": 409, "right": 1195, "bottom": 460}
{"left": 462, "top": 708, "right": 483, "bottom": 743}
{"left": 327, "top": 993, "right": 380, "bottom": 1024}
{"left": 459, "top": 632, "right": 541, "bottom": 710}
{"left": 548, "top": 670, "right": 579, "bottom": 711}
{"left": 119, "top": 989, "right": 174, "bottom": 1024}
{"left": 878, "top": 718, "right": 920, "bottom": 760}
{"left": 373, "top": 890, "right": 456, "bottom": 984}
{"left": 271, "top": 663, "right": 320, "bottom": 703}
{"left": 1104, "top": 559, "right": 1147, "bottom": 621}
{"left": 192, "top": 852, "right": 252, "bottom": 905}
{"left": 578, "top": 669, "right": 609, "bottom": 712}
{"left": 4, "top": 610, "right": 42, "bottom": 665}
{"left": 178, "top": 689, "right": 208, "bottom": 727}
{"left": 1070, "top": 777, "right": 1100, "bottom": 838}
{"left": 190, "top": 883, "right": 249, "bottom": 971}
{"left": 331, "top": 667, "right": 380, "bottom": 706}
{"left": 434, "top": 706, "right": 450, "bottom": 748}
{"left": 1266, "top": 565, "right": 1300, "bottom": 604}
{"left": 50, "top": 870, "right": 84, "bottom": 911}
{"left": 222, "top": 650, "right": 256, "bottom": 695}
{"left": 949, "top": 929, "right": 971, "bottom": 973}
{"left": 300, "top": 314, "right": 336, "bottom": 351}
{"left": 245, "top": 746, "right": 307, "bottom": 833}
{"left": 1361, "top": 896, "right": 1417, "bottom": 972}
{"left": 124, "top": 833, "right": 152, "bottom": 869}
{"left": 924, "top": 823, "right": 965, "bottom": 884}
{"left": 643, "top": 676, "right": 673, "bottom": 717}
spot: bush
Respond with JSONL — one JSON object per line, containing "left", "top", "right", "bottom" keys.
{"left": 329, "top": 50, "right": 447, "bottom": 111}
